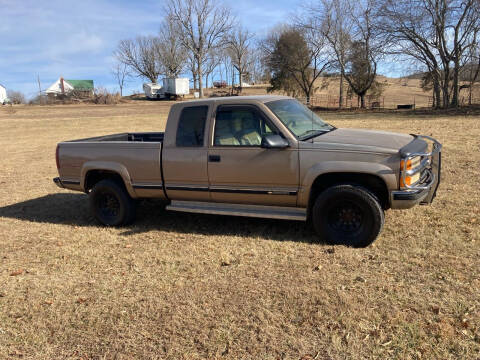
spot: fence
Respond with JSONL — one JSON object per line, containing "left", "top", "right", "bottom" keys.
{"left": 297, "top": 94, "right": 385, "bottom": 109}
{"left": 427, "top": 96, "right": 480, "bottom": 108}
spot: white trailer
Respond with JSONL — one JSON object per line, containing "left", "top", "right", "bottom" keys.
{"left": 143, "top": 83, "right": 165, "bottom": 99}
{"left": 162, "top": 78, "right": 189, "bottom": 97}
{"left": 0, "top": 84, "right": 7, "bottom": 104}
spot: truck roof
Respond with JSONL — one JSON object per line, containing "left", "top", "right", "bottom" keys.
{"left": 178, "top": 95, "right": 291, "bottom": 105}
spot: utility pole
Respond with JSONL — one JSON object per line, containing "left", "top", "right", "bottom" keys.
{"left": 37, "top": 75, "right": 42, "bottom": 97}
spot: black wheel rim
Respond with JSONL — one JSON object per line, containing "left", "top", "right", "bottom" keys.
{"left": 327, "top": 200, "right": 364, "bottom": 233}
{"left": 96, "top": 191, "right": 120, "bottom": 221}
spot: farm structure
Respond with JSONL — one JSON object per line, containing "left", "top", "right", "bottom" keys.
{"left": 46, "top": 77, "right": 94, "bottom": 99}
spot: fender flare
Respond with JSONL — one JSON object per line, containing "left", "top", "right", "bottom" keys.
{"left": 80, "top": 161, "right": 136, "bottom": 198}
{"left": 298, "top": 161, "right": 397, "bottom": 207}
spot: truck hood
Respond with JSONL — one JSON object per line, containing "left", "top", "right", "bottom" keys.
{"left": 312, "top": 128, "right": 414, "bottom": 153}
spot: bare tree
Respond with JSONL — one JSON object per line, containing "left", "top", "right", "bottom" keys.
{"left": 301, "top": 0, "right": 383, "bottom": 108}
{"left": 213, "top": 51, "right": 229, "bottom": 85}
{"left": 380, "top": 0, "right": 480, "bottom": 108}
{"left": 461, "top": 37, "right": 480, "bottom": 105}
{"left": 7, "top": 90, "right": 25, "bottom": 104}
{"left": 299, "top": 0, "right": 352, "bottom": 107}
{"left": 248, "top": 46, "right": 266, "bottom": 84}
{"left": 158, "top": 15, "right": 188, "bottom": 77}
{"left": 380, "top": 1, "right": 448, "bottom": 108}
{"left": 328, "top": 0, "right": 382, "bottom": 108}
{"left": 115, "top": 36, "right": 162, "bottom": 83}
{"left": 321, "top": 0, "right": 352, "bottom": 107}
{"left": 187, "top": 52, "right": 199, "bottom": 91}
{"left": 227, "top": 27, "right": 254, "bottom": 93}
{"left": 167, "top": 0, "right": 234, "bottom": 98}
{"left": 112, "top": 62, "right": 130, "bottom": 96}
{"left": 443, "top": 0, "right": 480, "bottom": 107}
{"left": 203, "top": 50, "right": 221, "bottom": 91}
{"left": 214, "top": 50, "right": 234, "bottom": 91}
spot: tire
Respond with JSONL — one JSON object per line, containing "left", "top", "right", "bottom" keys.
{"left": 312, "top": 184, "right": 384, "bottom": 247}
{"left": 89, "top": 179, "right": 136, "bottom": 226}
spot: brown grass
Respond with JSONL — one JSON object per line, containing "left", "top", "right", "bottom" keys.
{"left": 0, "top": 102, "right": 479, "bottom": 359}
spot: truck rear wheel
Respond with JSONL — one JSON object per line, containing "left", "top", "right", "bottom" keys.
{"left": 89, "top": 179, "right": 136, "bottom": 226}
{"left": 312, "top": 184, "right": 384, "bottom": 247}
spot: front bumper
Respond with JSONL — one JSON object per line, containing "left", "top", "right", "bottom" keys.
{"left": 391, "top": 186, "right": 431, "bottom": 209}
{"left": 391, "top": 135, "right": 442, "bottom": 209}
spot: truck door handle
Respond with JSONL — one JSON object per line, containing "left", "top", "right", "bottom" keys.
{"left": 208, "top": 155, "right": 221, "bottom": 162}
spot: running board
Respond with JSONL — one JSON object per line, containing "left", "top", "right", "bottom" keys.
{"left": 166, "top": 201, "right": 307, "bottom": 221}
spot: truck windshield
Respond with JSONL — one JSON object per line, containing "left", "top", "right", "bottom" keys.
{"left": 265, "top": 99, "right": 334, "bottom": 140}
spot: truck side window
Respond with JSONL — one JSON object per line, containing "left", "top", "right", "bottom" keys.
{"left": 176, "top": 106, "right": 208, "bottom": 147}
{"left": 214, "top": 108, "right": 276, "bottom": 146}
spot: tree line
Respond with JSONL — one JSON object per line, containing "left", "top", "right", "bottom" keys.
{"left": 115, "top": 0, "right": 480, "bottom": 109}
{"left": 115, "top": 0, "right": 257, "bottom": 99}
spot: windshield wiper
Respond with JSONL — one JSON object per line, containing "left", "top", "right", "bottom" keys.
{"left": 299, "top": 129, "right": 331, "bottom": 141}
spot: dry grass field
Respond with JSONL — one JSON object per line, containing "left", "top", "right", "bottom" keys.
{"left": 0, "top": 101, "right": 479, "bottom": 359}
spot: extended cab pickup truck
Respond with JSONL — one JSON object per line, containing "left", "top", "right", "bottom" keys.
{"left": 54, "top": 96, "right": 442, "bottom": 247}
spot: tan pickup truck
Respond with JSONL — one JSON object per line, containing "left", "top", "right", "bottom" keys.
{"left": 54, "top": 96, "right": 442, "bottom": 247}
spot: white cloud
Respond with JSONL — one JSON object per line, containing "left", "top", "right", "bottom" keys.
{"left": 49, "top": 31, "right": 104, "bottom": 56}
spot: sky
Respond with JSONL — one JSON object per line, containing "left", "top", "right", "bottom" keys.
{"left": 0, "top": 0, "right": 403, "bottom": 99}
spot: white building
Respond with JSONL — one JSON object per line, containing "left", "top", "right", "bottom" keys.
{"left": 0, "top": 84, "right": 7, "bottom": 104}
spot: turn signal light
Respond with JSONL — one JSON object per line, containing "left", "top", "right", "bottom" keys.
{"left": 400, "top": 176, "right": 412, "bottom": 187}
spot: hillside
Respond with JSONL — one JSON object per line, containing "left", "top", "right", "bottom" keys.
{"left": 205, "top": 76, "right": 434, "bottom": 109}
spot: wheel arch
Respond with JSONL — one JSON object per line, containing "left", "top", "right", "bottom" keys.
{"left": 81, "top": 161, "right": 136, "bottom": 198}
{"left": 300, "top": 161, "right": 396, "bottom": 209}
{"left": 307, "top": 171, "right": 390, "bottom": 212}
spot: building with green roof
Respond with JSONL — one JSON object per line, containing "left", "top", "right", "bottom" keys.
{"left": 46, "top": 77, "right": 94, "bottom": 98}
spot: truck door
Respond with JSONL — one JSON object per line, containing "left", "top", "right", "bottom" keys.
{"left": 207, "top": 105, "right": 299, "bottom": 206}
{"left": 162, "top": 104, "right": 211, "bottom": 201}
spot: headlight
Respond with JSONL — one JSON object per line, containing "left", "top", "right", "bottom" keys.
{"left": 400, "top": 156, "right": 422, "bottom": 187}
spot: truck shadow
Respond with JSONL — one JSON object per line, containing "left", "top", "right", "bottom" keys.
{"left": 0, "top": 193, "right": 93, "bottom": 226}
{"left": 0, "top": 194, "right": 321, "bottom": 244}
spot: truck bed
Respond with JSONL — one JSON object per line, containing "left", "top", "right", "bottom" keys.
{"left": 57, "top": 132, "right": 165, "bottom": 197}
{"left": 67, "top": 132, "right": 164, "bottom": 143}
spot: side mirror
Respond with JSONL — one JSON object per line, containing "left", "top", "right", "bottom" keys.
{"left": 261, "top": 134, "right": 289, "bottom": 149}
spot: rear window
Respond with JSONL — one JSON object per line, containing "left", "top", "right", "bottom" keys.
{"left": 176, "top": 106, "right": 208, "bottom": 147}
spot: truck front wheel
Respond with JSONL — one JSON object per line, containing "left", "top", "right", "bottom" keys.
{"left": 89, "top": 179, "right": 136, "bottom": 226}
{"left": 312, "top": 184, "right": 384, "bottom": 247}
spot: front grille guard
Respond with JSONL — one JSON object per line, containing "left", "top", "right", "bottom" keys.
{"left": 401, "top": 135, "right": 442, "bottom": 191}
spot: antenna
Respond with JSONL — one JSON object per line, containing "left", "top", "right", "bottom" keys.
{"left": 311, "top": 96, "right": 314, "bottom": 140}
